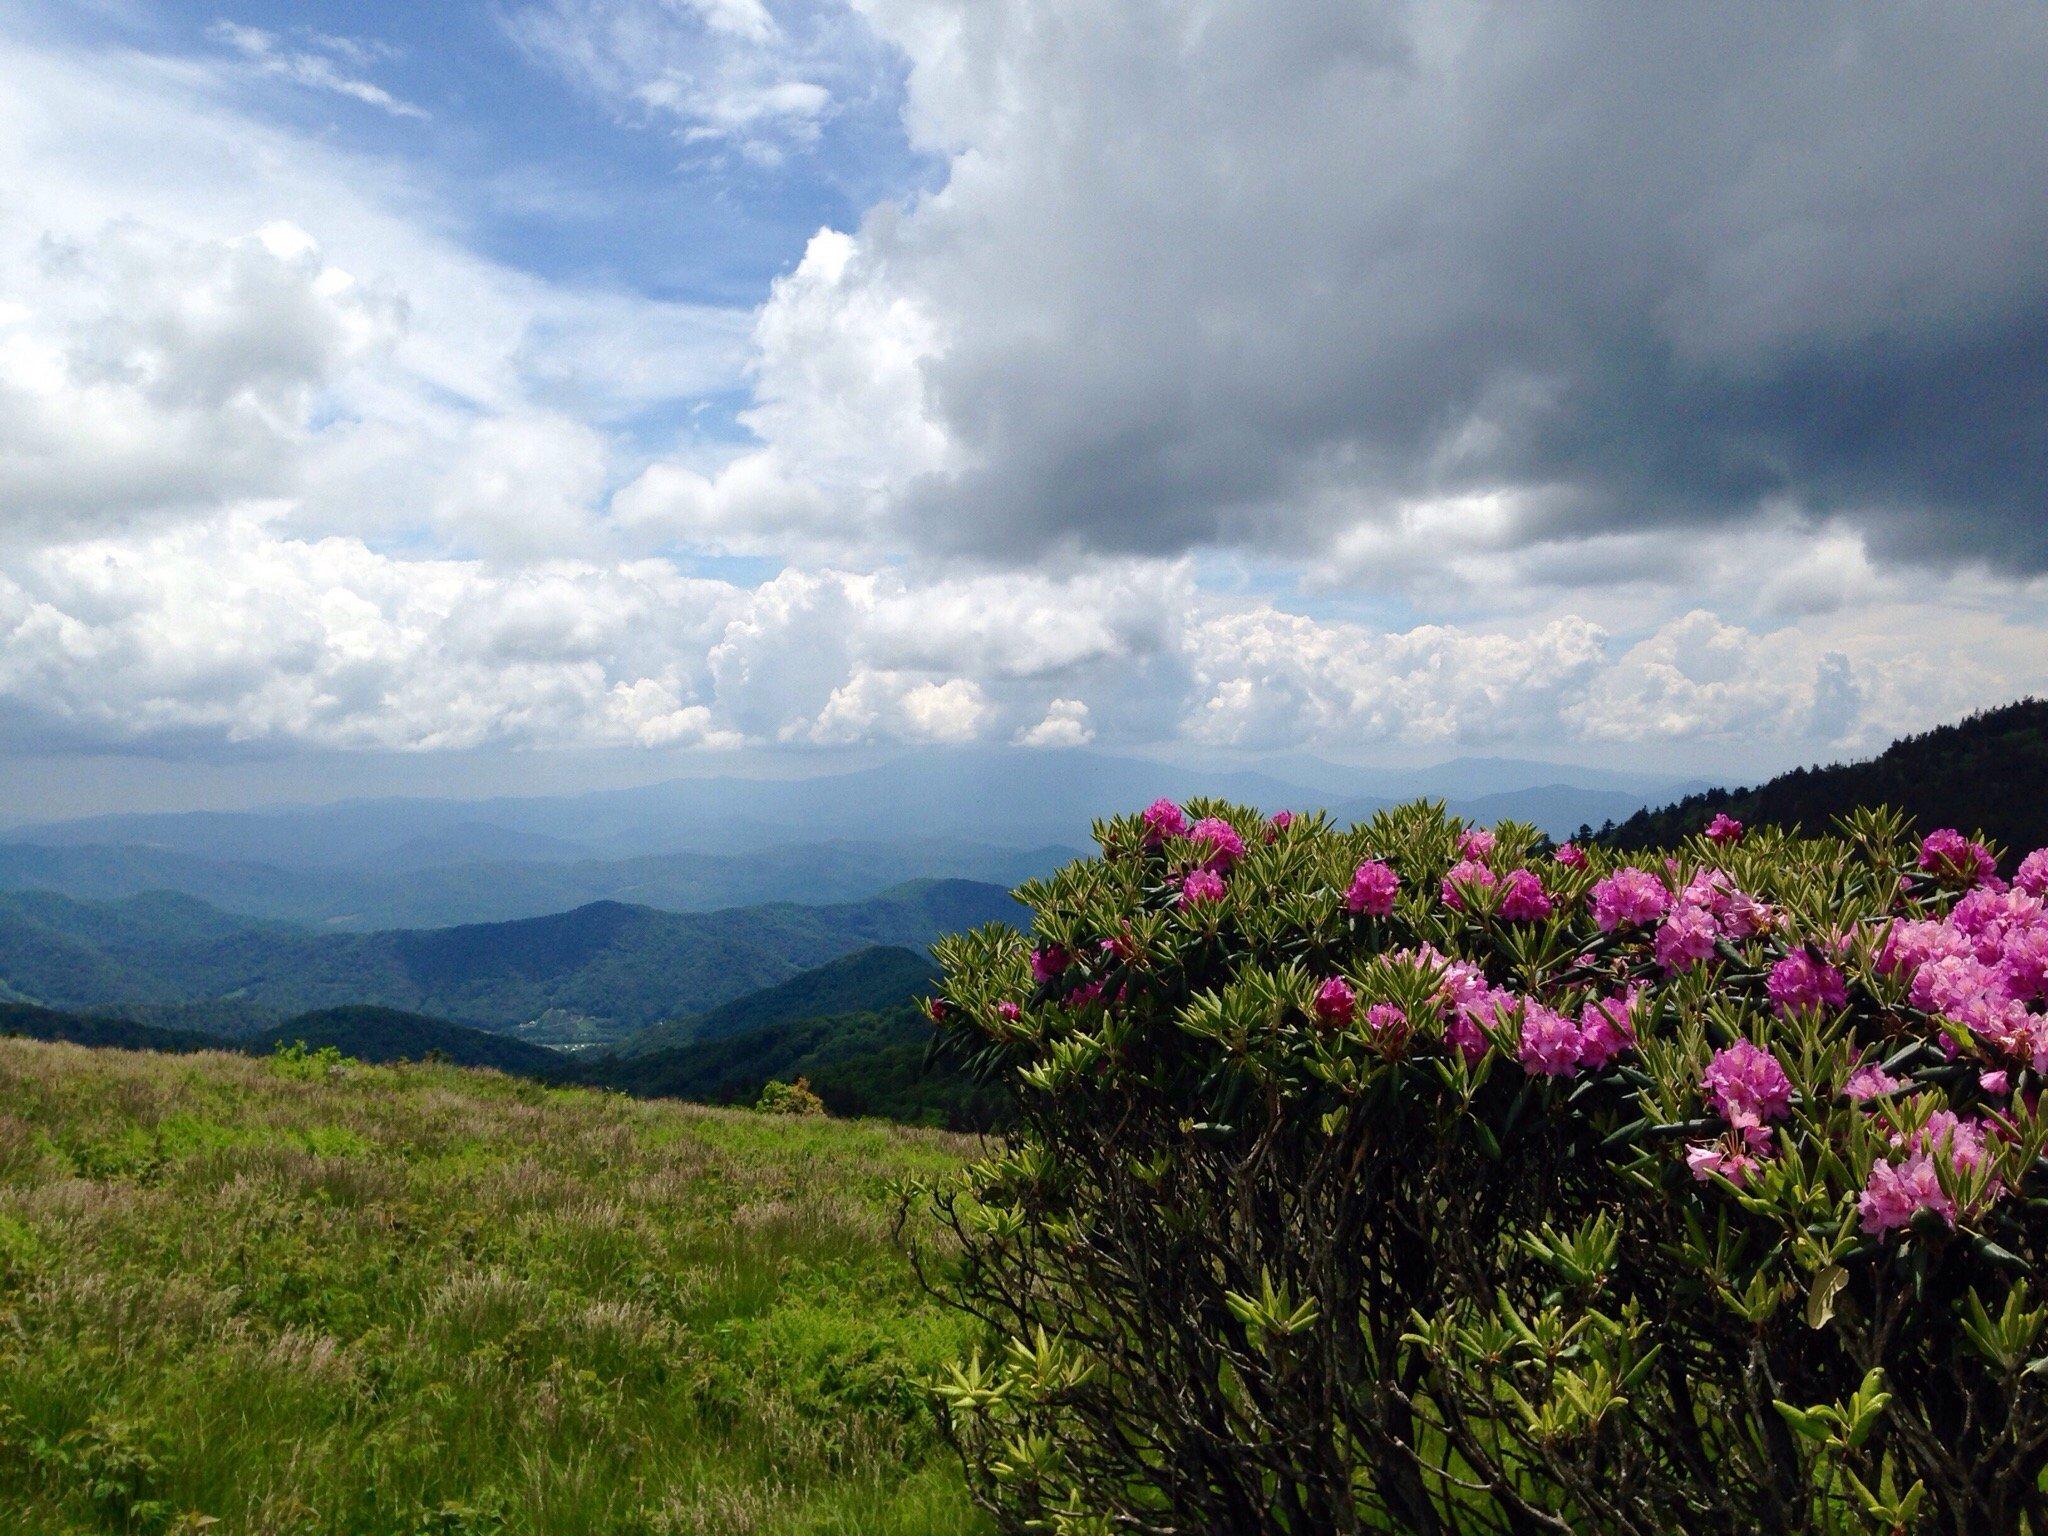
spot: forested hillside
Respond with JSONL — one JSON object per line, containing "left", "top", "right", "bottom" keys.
{"left": 615, "top": 943, "right": 938, "bottom": 1056}
{"left": 0, "top": 880, "right": 1014, "bottom": 1041}
{"left": 1599, "top": 698, "right": 2048, "bottom": 853}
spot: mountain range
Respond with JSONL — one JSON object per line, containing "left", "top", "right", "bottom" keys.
{"left": 0, "top": 944, "right": 995, "bottom": 1128}
{"left": 0, "top": 880, "right": 1014, "bottom": 1043}
{"left": 0, "top": 749, "right": 1696, "bottom": 931}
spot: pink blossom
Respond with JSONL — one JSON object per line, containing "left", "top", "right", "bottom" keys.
{"left": 1859, "top": 1154, "right": 1954, "bottom": 1234}
{"left": 1440, "top": 859, "right": 1498, "bottom": 911}
{"left": 1447, "top": 985, "right": 1515, "bottom": 1064}
{"left": 1702, "top": 1040, "right": 1793, "bottom": 1130}
{"left": 1998, "top": 924, "right": 2048, "bottom": 1002}
{"left": 1313, "top": 976, "right": 1357, "bottom": 1026}
{"left": 1140, "top": 798, "right": 1188, "bottom": 845}
{"left": 1981, "top": 1069, "right": 2011, "bottom": 1095}
{"left": 1655, "top": 903, "right": 1721, "bottom": 973}
{"left": 1909, "top": 953, "right": 2029, "bottom": 1050}
{"left": 1687, "top": 1137, "right": 1764, "bottom": 1187}
{"left": 996, "top": 1001, "right": 1022, "bottom": 1023}
{"left": 2016, "top": 848, "right": 2048, "bottom": 897}
{"left": 1064, "top": 980, "right": 1106, "bottom": 1010}
{"left": 1951, "top": 887, "right": 2045, "bottom": 962}
{"left": 1705, "top": 813, "right": 1746, "bottom": 844}
{"left": 1682, "top": 869, "right": 1772, "bottom": 939}
{"left": 1577, "top": 990, "right": 1639, "bottom": 1069}
{"left": 1030, "top": 945, "right": 1071, "bottom": 982}
{"left": 1344, "top": 860, "right": 1400, "bottom": 916}
{"left": 1497, "top": 869, "right": 1555, "bottom": 922}
{"left": 1920, "top": 828, "right": 1998, "bottom": 886}
{"left": 1901, "top": 1110, "right": 1993, "bottom": 1173}
{"left": 1179, "top": 867, "right": 1226, "bottom": 906}
{"left": 1267, "top": 810, "right": 1296, "bottom": 841}
{"left": 1189, "top": 817, "right": 1247, "bottom": 872}
{"left": 1458, "top": 827, "right": 1497, "bottom": 861}
{"left": 1366, "top": 1002, "right": 1406, "bottom": 1034}
{"left": 1518, "top": 1003, "right": 1583, "bottom": 1077}
{"left": 1767, "top": 951, "right": 1848, "bottom": 1016}
{"left": 1877, "top": 917, "right": 1973, "bottom": 977}
{"left": 1444, "top": 1013, "right": 1489, "bottom": 1064}
{"left": 1553, "top": 842, "right": 1588, "bottom": 869}
{"left": 1844, "top": 1065, "right": 1902, "bottom": 1101}
{"left": 1591, "top": 867, "right": 1671, "bottom": 931}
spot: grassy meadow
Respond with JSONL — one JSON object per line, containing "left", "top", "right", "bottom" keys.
{"left": 0, "top": 1038, "right": 987, "bottom": 1536}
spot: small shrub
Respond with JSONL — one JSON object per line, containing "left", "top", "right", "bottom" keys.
{"left": 914, "top": 799, "right": 2048, "bottom": 1535}
{"left": 755, "top": 1077, "right": 826, "bottom": 1116}
{"left": 269, "top": 1040, "right": 351, "bottom": 1080}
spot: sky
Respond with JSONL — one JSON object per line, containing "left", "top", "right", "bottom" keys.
{"left": 3, "top": 0, "right": 2047, "bottom": 817}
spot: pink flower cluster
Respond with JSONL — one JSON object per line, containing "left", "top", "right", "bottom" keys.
{"left": 1688, "top": 1040, "right": 1794, "bottom": 1187}
{"left": 1190, "top": 817, "right": 1246, "bottom": 872}
{"left": 1514, "top": 990, "right": 1640, "bottom": 1077}
{"left": 1498, "top": 869, "right": 1555, "bottom": 922}
{"left": 1180, "top": 868, "right": 1227, "bottom": 906}
{"left": 1858, "top": 1112, "right": 1997, "bottom": 1234}
{"left": 1458, "top": 827, "right": 1497, "bottom": 861}
{"left": 1142, "top": 798, "right": 1189, "bottom": 845}
{"left": 1649, "top": 868, "right": 1773, "bottom": 973}
{"left": 1440, "top": 859, "right": 1497, "bottom": 911}
{"left": 1919, "top": 828, "right": 1998, "bottom": 886}
{"left": 1591, "top": 867, "right": 1671, "bottom": 931}
{"left": 1705, "top": 813, "right": 1745, "bottom": 844}
{"left": 1701, "top": 1040, "right": 1794, "bottom": 1133}
{"left": 1878, "top": 859, "right": 2048, "bottom": 1071}
{"left": 1345, "top": 860, "right": 1399, "bottom": 916}
{"left": 1766, "top": 950, "right": 1848, "bottom": 1016}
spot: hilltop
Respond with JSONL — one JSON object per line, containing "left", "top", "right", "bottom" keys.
{"left": 0, "top": 1037, "right": 982, "bottom": 1534}
{"left": 615, "top": 943, "right": 939, "bottom": 1057}
{"left": 1600, "top": 698, "right": 2048, "bottom": 853}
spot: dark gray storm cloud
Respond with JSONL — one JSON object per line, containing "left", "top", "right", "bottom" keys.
{"left": 842, "top": 0, "right": 2048, "bottom": 569}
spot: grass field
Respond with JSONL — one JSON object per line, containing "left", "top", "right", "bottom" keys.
{"left": 0, "top": 1038, "right": 988, "bottom": 1535}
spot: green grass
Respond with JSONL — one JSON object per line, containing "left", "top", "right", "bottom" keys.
{"left": 0, "top": 1038, "right": 989, "bottom": 1536}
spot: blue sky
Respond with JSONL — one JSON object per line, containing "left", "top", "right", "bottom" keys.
{"left": 3, "top": 0, "right": 2047, "bottom": 817}
{"left": 70, "top": 0, "right": 928, "bottom": 299}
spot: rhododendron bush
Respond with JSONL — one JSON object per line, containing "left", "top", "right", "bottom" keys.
{"left": 909, "top": 801, "right": 2048, "bottom": 1536}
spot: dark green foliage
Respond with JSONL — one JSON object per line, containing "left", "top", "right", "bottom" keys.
{"left": 243, "top": 1007, "right": 573, "bottom": 1077}
{"left": 0, "top": 1001, "right": 217, "bottom": 1054}
{"left": 591, "top": 1003, "right": 1007, "bottom": 1131}
{"left": 618, "top": 944, "right": 939, "bottom": 1055}
{"left": 1603, "top": 697, "right": 2048, "bottom": 853}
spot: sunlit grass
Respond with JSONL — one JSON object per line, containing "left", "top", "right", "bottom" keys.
{"left": 0, "top": 1038, "right": 988, "bottom": 1535}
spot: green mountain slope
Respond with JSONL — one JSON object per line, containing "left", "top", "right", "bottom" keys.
{"left": 588, "top": 1003, "right": 1003, "bottom": 1131}
{"left": 0, "top": 1000, "right": 219, "bottom": 1053}
{"left": 244, "top": 1006, "right": 573, "bottom": 1076}
{"left": 616, "top": 943, "right": 939, "bottom": 1056}
{"left": 0, "top": 879, "right": 1017, "bottom": 1041}
{"left": 1601, "top": 698, "right": 2048, "bottom": 854}
{"left": 0, "top": 1036, "right": 979, "bottom": 1533}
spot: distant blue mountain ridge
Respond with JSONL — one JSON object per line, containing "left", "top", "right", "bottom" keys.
{"left": 0, "top": 748, "right": 1696, "bottom": 928}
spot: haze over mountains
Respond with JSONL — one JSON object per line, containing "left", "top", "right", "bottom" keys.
{"left": 0, "top": 748, "right": 1695, "bottom": 929}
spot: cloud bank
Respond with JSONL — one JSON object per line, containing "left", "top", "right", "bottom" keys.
{"left": 3, "top": 1, "right": 2048, "bottom": 790}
